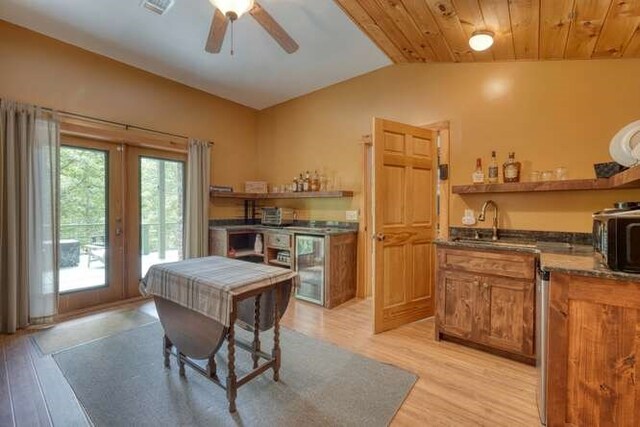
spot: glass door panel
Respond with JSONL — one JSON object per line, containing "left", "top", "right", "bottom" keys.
{"left": 295, "top": 235, "right": 325, "bottom": 305}
{"left": 139, "top": 157, "right": 185, "bottom": 277}
{"left": 57, "top": 136, "right": 124, "bottom": 314}
{"left": 59, "top": 146, "right": 108, "bottom": 293}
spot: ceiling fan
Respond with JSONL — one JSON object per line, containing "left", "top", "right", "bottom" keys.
{"left": 205, "top": 0, "right": 299, "bottom": 55}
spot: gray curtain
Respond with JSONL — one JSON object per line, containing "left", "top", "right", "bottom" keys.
{"left": 0, "top": 100, "right": 59, "bottom": 333}
{"left": 184, "top": 138, "right": 211, "bottom": 258}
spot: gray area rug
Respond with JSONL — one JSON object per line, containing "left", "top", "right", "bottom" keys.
{"left": 53, "top": 322, "right": 416, "bottom": 426}
{"left": 34, "top": 310, "right": 157, "bottom": 354}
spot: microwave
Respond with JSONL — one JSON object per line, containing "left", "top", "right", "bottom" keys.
{"left": 261, "top": 207, "right": 294, "bottom": 226}
{"left": 593, "top": 202, "right": 640, "bottom": 273}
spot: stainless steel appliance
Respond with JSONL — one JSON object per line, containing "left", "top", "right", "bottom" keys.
{"left": 294, "top": 235, "right": 325, "bottom": 305}
{"left": 261, "top": 207, "right": 294, "bottom": 226}
{"left": 592, "top": 201, "right": 640, "bottom": 273}
{"left": 536, "top": 267, "right": 550, "bottom": 426}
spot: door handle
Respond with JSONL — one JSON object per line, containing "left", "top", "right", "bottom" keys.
{"left": 373, "top": 233, "right": 386, "bottom": 241}
{"left": 115, "top": 227, "right": 122, "bottom": 236}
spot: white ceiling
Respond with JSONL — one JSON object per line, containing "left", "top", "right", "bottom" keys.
{"left": 0, "top": 0, "right": 391, "bottom": 109}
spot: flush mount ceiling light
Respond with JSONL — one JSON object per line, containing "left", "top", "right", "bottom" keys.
{"left": 209, "top": 0, "right": 255, "bottom": 20}
{"left": 469, "top": 31, "right": 494, "bottom": 51}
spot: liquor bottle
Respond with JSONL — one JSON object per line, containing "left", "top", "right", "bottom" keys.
{"left": 503, "top": 152, "right": 521, "bottom": 183}
{"left": 472, "top": 158, "right": 485, "bottom": 184}
{"left": 297, "top": 174, "right": 304, "bottom": 192}
{"left": 488, "top": 151, "right": 499, "bottom": 184}
{"left": 292, "top": 176, "right": 299, "bottom": 192}
{"left": 311, "top": 170, "right": 320, "bottom": 191}
{"left": 303, "top": 171, "right": 310, "bottom": 192}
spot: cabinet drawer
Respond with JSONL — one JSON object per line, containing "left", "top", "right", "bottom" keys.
{"left": 267, "top": 233, "right": 291, "bottom": 249}
{"left": 438, "top": 248, "right": 535, "bottom": 280}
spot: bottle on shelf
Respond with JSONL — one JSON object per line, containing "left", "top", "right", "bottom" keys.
{"left": 297, "top": 173, "right": 304, "bottom": 192}
{"left": 488, "top": 151, "right": 499, "bottom": 184}
{"left": 292, "top": 176, "right": 299, "bottom": 192}
{"left": 503, "top": 152, "right": 521, "bottom": 183}
{"left": 303, "top": 171, "right": 311, "bottom": 192}
{"left": 472, "top": 158, "right": 485, "bottom": 184}
{"left": 311, "top": 170, "right": 320, "bottom": 192}
{"left": 254, "top": 234, "right": 263, "bottom": 254}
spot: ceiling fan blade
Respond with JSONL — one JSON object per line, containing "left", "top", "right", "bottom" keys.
{"left": 250, "top": 2, "right": 299, "bottom": 54}
{"left": 205, "top": 9, "right": 228, "bottom": 53}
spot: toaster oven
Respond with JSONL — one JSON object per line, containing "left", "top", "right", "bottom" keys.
{"left": 593, "top": 202, "right": 640, "bottom": 273}
{"left": 261, "top": 207, "right": 294, "bottom": 226}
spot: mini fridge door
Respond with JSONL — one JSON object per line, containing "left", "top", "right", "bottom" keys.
{"left": 294, "top": 235, "right": 325, "bottom": 305}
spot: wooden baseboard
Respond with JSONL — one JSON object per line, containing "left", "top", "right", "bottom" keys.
{"left": 438, "top": 333, "right": 536, "bottom": 366}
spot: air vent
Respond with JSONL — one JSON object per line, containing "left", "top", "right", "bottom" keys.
{"left": 141, "top": 0, "right": 174, "bottom": 15}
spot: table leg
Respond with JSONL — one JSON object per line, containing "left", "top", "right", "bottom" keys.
{"left": 178, "top": 352, "right": 186, "bottom": 377}
{"left": 207, "top": 355, "right": 218, "bottom": 380}
{"left": 163, "top": 335, "right": 173, "bottom": 368}
{"left": 252, "top": 294, "right": 261, "bottom": 369}
{"left": 272, "top": 288, "right": 281, "bottom": 382}
{"left": 227, "top": 307, "right": 238, "bottom": 413}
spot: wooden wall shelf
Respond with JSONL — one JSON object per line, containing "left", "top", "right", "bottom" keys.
{"left": 452, "top": 166, "right": 640, "bottom": 194}
{"left": 210, "top": 190, "right": 354, "bottom": 200}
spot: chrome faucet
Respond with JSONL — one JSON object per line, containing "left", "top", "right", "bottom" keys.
{"left": 478, "top": 200, "right": 499, "bottom": 241}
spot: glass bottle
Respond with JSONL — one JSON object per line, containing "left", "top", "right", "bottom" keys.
{"left": 297, "top": 174, "right": 304, "bottom": 192}
{"left": 503, "top": 152, "right": 521, "bottom": 183}
{"left": 488, "top": 151, "right": 499, "bottom": 184}
{"left": 292, "top": 176, "right": 299, "bottom": 192}
{"left": 472, "top": 158, "right": 485, "bottom": 184}
{"left": 303, "top": 171, "right": 310, "bottom": 192}
{"left": 311, "top": 170, "right": 320, "bottom": 192}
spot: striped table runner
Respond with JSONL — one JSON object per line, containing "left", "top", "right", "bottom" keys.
{"left": 140, "top": 256, "right": 298, "bottom": 326}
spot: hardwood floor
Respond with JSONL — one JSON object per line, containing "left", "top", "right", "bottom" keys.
{"left": 0, "top": 297, "right": 540, "bottom": 426}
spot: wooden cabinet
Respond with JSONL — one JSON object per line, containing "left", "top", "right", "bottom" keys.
{"left": 477, "top": 276, "right": 534, "bottom": 356}
{"left": 325, "top": 233, "right": 358, "bottom": 309}
{"left": 436, "top": 246, "right": 536, "bottom": 363}
{"left": 547, "top": 272, "right": 640, "bottom": 426}
{"left": 209, "top": 227, "right": 357, "bottom": 309}
{"left": 439, "top": 270, "right": 476, "bottom": 340}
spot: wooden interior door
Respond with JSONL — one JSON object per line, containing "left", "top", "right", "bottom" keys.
{"left": 372, "top": 118, "right": 437, "bottom": 333}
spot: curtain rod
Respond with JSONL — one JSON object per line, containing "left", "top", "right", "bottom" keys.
{"left": 43, "top": 107, "right": 214, "bottom": 146}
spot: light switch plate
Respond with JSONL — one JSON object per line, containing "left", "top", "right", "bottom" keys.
{"left": 346, "top": 210, "right": 359, "bottom": 221}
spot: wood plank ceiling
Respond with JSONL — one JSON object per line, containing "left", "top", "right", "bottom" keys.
{"left": 334, "top": 0, "right": 640, "bottom": 63}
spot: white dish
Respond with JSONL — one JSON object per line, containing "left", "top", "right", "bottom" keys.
{"left": 610, "top": 120, "right": 640, "bottom": 167}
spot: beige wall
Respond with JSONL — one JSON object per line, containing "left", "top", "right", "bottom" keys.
{"left": 0, "top": 20, "right": 258, "bottom": 219}
{"left": 4, "top": 19, "right": 640, "bottom": 232}
{"left": 257, "top": 60, "right": 640, "bottom": 232}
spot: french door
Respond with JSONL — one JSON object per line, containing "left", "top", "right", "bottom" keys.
{"left": 57, "top": 137, "right": 186, "bottom": 312}
{"left": 125, "top": 148, "right": 186, "bottom": 298}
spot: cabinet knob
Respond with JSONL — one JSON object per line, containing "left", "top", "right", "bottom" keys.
{"left": 373, "top": 233, "right": 386, "bottom": 241}
{"left": 483, "top": 283, "right": 489, "bottom": 289}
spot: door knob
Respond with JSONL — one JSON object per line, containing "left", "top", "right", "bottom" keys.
{"left": 373, "top": 233, "right": 386, "bottom": 241}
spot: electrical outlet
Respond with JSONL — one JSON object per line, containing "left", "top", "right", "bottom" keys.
{"left": 346, "top": 210, "right": 359, "bottom": 221}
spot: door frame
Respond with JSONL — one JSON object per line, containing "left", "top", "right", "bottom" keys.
{"left": 57, "top": 135, "right": 126, "bottom": 313}
{"left": 359, "top": 120, "right": 450, "bottom": 300}
{"left": 124, "top": 147, "right": 187, "bottom": 298}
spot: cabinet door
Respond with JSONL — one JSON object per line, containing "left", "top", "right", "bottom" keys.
{"left": 437, "top": 270, "right": 478, "bottom": 340}
{"left": 476, "top": 276, "right": 534, "bottom": 356}
{"left": 325, "top": 233, "right": 357, "bottom": 308}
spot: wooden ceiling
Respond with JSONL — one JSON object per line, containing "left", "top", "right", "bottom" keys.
{"left": 334, "top": 0, "right": 640, "bottom": 63}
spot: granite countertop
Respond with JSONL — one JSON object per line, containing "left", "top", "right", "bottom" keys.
{"left": 209, "top": 224, "right": 357, "bottom": 236}
{"left": 435, "top": 238, "right": 640, "bottom": 282}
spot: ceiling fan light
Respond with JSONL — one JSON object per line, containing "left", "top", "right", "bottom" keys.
{"left": 469, "top": 31, "right": 494, "bottom": 51}
{"left": 209, "top": 0, "right": 255, "bottom": 19}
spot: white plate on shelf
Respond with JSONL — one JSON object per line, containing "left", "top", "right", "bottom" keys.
{"left": 610, "top": 120, "right": 640, "bottom": 167}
